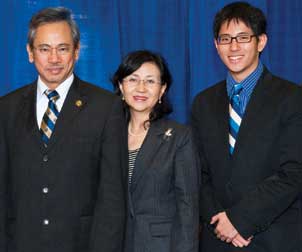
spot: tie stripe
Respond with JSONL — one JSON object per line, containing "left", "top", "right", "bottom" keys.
{"left": 40, "top": 90, "right": 60, "bottom": 145}
{"left": 229, "top": 84, "right": 243, "bottom": 154}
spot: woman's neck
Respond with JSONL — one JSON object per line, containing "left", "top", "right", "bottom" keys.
{"left": 128, "top": 111, "right": 149, "bottom": 150}
{"left": 128, "top": 111, "right": 149, "bottom": 134}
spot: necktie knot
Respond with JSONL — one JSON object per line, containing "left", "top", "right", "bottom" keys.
{"left": 233, "top": 83, "right": 243, "bottom": 95}
{"left": 45, "top": 90, "right": 60, "bottom": 102}
{"left": 231, "top": 84, "right": 242, "bottom": 107}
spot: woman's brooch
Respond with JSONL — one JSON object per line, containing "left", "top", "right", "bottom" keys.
{"left": 163, "top": 128, "right": 173, "bottom": 140}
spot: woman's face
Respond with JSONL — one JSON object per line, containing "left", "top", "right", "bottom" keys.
{"left": 119, "top": 62, "right": 166, "bottom": 116}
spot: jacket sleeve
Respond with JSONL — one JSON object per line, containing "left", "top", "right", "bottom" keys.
{"left": 171, "top": 127, "right": 199, "bottom": 252}
{"left": 0, "top": 100, "right": 8, "bottom": 251}
{"left": 226, "top": 88, "right": 302, "bottom": 238}
{"left": 90, "top": 97, "right": 126, "bottom": 252}
{"left": 191, "top": 97, "right": 224, "bottom": 224}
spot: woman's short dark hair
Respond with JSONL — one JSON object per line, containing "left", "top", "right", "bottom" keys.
{"left": 111, "top": 50, "right": 172, "bottom": 124}
{"left": 213, "top": 1, "right": 267, "bottom": 39}
{"left": 28, "top": 7, "right": 80, "bottom": 49}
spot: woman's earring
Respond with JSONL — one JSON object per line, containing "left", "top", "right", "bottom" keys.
{"left": 122, "top": 95, "right": 125, "bottom": 100}
{"left": 158, "top": 98, "right": 162, "bottom": 104}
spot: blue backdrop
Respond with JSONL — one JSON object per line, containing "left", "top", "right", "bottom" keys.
{"left": 1, "top": 0, "right": 302, "bottom": 123}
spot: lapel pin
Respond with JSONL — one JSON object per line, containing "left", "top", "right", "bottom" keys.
{"left": 75, "top": 100, "right": 83, "bottom": 107}
{"left": 163, "top": 128, "right": 173, "bottom": 140}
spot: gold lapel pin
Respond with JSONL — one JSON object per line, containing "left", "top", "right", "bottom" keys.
{"left": 75, "top": 100, "right": 83, "bottom": 107}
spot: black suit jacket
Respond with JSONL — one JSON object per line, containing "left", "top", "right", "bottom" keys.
{"left": 191, "top": 68, "right": 302, "bottom": 252}
{"left": 0, "top": 76, "right": 126, "bottom": 252}
{"left": 125, "top": 119, "right": 199, "bottom": 252}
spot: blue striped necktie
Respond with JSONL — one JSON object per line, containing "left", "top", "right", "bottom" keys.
{"left": 229, "top": 84, "right": 243, "bottom": 154}
{"left": 40, "top": 90, "right": 60, "bottom": 145}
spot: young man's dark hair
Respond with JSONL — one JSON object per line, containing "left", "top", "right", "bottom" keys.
{"left": 213, "top": 1, "right": 267, "bottom": 39}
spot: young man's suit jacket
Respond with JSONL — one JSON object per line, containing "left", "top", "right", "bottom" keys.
{"left": 192, "top": 68, "right": 302, "bottom": 252}
{"left": 125, "top": 119, "right": 200, "bottom": 252}
{"left": 0, "top": 76, "right": 126, "bottom": 252}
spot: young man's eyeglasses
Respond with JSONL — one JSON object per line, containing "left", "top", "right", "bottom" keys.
{"left": 217, "top": 34, "right": 257, "bottom": 45}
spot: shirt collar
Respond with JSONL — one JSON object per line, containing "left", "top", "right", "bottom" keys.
{"left": 37, "top": 74, "right": 74, "bottom": 101}
{"left": 226, "top": 61, "right": 263, "bottom": 98}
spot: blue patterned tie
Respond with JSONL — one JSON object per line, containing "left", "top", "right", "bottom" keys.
{"left": 229, "top": 84, "right": 243, "bottom": 154}
{"left": 40, "top": 90, "right": 60, "bottom": 145}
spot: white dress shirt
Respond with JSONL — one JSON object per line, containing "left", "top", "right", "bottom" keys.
{"left": 36, "top": 74, "right": 74, "bottom": 128}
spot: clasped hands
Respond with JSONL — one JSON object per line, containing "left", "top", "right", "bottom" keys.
{"left": 210, "top": 212, "right": 253, "bottom": 248}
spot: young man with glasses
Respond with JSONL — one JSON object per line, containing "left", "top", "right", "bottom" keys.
{"left": 0, "top": 7, "right": 126, "bottom": 252}
{"left": 191, "top": 2, "right": 302, "bottom": 251}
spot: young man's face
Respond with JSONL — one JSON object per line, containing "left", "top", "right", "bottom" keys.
{"left": 214, "top": 19, "right": 267, "bottom": 82}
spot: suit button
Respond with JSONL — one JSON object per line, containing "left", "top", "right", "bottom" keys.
{"left": 43, "top": 219, "right": 49, "bottom": 225}
{"left": 42, "top": 187, "right": 49, "bottom": 194}
{"left": 43, "top": 155, "right": 48, "bottom": 162}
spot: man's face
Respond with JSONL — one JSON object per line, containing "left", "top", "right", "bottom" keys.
{"left": 27, "top": 21, "right": 79, "bottom": 89}
{"left": 214, "top": 19, "right": 267, "bottom": 82}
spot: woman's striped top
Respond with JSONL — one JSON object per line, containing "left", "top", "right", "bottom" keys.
{"left": 128, "top": 148, "right": 140, "bottom": 184}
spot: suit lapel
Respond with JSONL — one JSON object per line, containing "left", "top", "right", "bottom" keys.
{"left": 46, "top": 76, "right": 88, "bottom": 151}
{"left": 214, "top": 83, "right": 231, "bottom": 162}
{"left": 18, "top": 83, "right": 46, "bottom": 151}
{"left": 232, "top": 70, "right": 271, "bottom": 157}
{"left": 130, "top": 119, "right": 166, "bottom": 193}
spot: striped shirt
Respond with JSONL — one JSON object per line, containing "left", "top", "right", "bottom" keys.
{"left": 226, "top": 61, "right": 264, "bottom": 115}
{"left": 128, "top": 149, "right": 140, "bottom": 184}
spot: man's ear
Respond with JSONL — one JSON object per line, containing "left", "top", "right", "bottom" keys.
{"left": 214, "top": 39, "right": 219, "bottom": 50}
{"left": 119, "top": 82, "right": 124, "bottom": 95}
{"left": 26, "top": 44, "right": 34, "bottom": 63}
{"left": 257, "top": 33, "right": 268, "bottom": 53}
{"left": 74, "top": 43, "right": 80, "bottom": 61}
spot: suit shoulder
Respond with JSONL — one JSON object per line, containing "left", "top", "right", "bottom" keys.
{"left": 1, "top": 83, "right": 34, "bottom": 102}
{"left": 263, "top": 72, "right": 301, "bottom": 101}
{"left": 192, "top": 80, "right": 226, "bottom": 113}
{"left": 77, "top": 79, "right": 121, "bottom": 109}
{"left": 193, "top": 80, "right": 225, "bottom": 104}
{"left": 0, "top": 83, "right": 35, "bottom": 117}
{"left": 78, "top": 80, "right": 115, "bottom": 98}
{"left": 160, "top": 119, "right": 190, "bottom": 132}
{"left": 270, "top": 74, "right": 299, "bottom": 92}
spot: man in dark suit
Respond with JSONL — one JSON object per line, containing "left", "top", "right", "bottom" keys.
{"left": 0, "top": 7, "right": 126, "bottom": 252}
{"left": 192, "top": 2, "right": 302, "bottom": 252}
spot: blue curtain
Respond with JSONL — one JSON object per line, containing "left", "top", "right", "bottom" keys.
{"left": 1, "top": 0, "right": 302, "bottom": 123}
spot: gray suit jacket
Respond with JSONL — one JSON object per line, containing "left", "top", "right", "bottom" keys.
{"left": 192, "top": 68, "right": 302, "bottom": 252}
{"left": 0, "top": 76, "right": 126, "bottom": 252}
{"left": 125, "top": 119, "right": 199, "bottom": 252}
